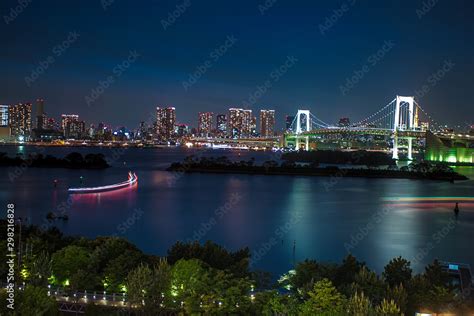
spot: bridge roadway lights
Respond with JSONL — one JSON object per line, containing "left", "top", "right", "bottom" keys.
{"left": 294, "top": 136, "right": 309, "bottom": 151}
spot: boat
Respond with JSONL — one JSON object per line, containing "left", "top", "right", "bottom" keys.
{"left": 68, "top": 171, "right": 138, "bottom": 194}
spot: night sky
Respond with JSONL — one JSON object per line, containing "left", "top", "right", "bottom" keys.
{"left": 1, "top": 0, "right": 473, "bottom": 129}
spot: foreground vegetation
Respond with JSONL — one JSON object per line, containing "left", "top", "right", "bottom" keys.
{"left": 167, "top": 156, "right": 468, "bottom": 181}
{"left": 0, "top": 152, "right": 109, "bottom": 169}
{"left": 0, "top": 221, "right": 473, "bottom": 315}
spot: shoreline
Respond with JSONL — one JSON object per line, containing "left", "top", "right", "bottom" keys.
{"left": 167, "top": 164, "right": 468, "bottom": 181}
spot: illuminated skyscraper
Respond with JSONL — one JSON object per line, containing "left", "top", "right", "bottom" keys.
{"left": 175, "top": 123, "right": 189, "bottom": 137}
{"left": 198, "top": 112, "right": 213, "bottom": 137}
{"left": 0, "top": 105, "right": 9, "bottom": 140}
{"left": 0, "top": 105, "right": 9, "bottom": 127}
{"left": 156, "top": 107, "right": 176, "bottom": 140}
{"left": 228, "top": 108, "right": 253, "bottom": 138}
{"left": 260, "top": 109, "right": 275, "bottom": 137}
{"left": 216, "top": 114, "right": 227, "bottom": 136}
{"left": 36, "top": 98, "right": 47, "bottom": 130}
{"left": 46, "top": 117, "right": 58, "bottom": 130}
{"left": 228, "top": 108, "right": 241, "bottom": 138}
{"left": 61, "top": 114, "right": 82, "bottom": 138}
{"left": 9, "top": 103, "right": 32, "bottom": 138}
{"left": 250, "top": 115, "right": 257, "bottom": 137}
{"left": 421, "top": 122, "right": 430, "bottom": 132}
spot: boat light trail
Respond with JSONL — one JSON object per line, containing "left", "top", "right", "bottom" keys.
{"left": 68, "top": 172, "right": 138, "bottom": 194}
{"left": 383, "top": 197, "right": 474, "bottom": 203}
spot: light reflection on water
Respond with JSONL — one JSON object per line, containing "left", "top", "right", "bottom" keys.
{"left": 0, "top": 146, "right": 473, "bottom": 277}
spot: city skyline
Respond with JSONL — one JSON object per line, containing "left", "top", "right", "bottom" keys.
{"left": 1, "top": 1, "right": 473, "bottom": 129}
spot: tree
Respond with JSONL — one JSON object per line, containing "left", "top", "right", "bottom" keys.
{"left": 290, "top": 259, "right": 337, "bottom": 296}
{"left": 251, "top": 270, "right": 272, "bottom": 289}
{"left": 335, "top": 254, "right": 365, "bottom": 293}
{"left": 424, "top": 259, "right": 449, "bottom": 288}
{"left": 351, "top": 267, "right": 385, "bottom": 304}
{"left": 264, "top": 292, "right": 301, "bottom": 316}
{"left": 127, "top": 263, "right": 153, "bottom": 308}
{"left": 347, "top": 291, "right": 373, "bottom": 316}
{"left": 385, "top": 284, "right": 408, "bottom": 315}
{"left": 167, "top": 241, "right": 250, "bottom": 278}
{"left": 144, "top": 259, "right": 172, "bottom": 314}
{"left": 28, "top": 251, "right": 51, "bottom": 287}
{"left": 171, "top": 259, "right": 209, "bottom": 313}
{"left": 300, "top": 278, "right": 346, "bottom": 315}
{"left": 70, "top": 269, "right": 101, "bottom": 292}
{"left": 16, "top": 286, "right": 58, "bottom": 316}
{"left": 375, "top": 298, "right": 403, "bottom": 316}
{"left": 426, "top": 286, "right": 456, "bottom": 313}
{"left": 51, "top": 245, "right": 91, "bottom": 285}
{"left": 126, "top": 260, "right": 173, "bottom": 314}
{"left": 64, "top": 152, "right": 84, "bottom": 167}
{"left": 383, "top": 257, "right": 412, "bottom": 287}
{"left": 103, "top": 250, "right": 143, "bottom": 292}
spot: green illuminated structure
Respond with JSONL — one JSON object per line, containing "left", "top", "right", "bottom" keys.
{"left": 425, "top": 132, "right": 474, "bottom": 164}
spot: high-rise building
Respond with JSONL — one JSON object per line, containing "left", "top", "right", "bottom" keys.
{"left": 338, "top": 117, "right": 350, "bottom": 128}
{"left": 175, "top": 123, "right": 190, "bottom": 137}
{"left": 285, "top": 115, "right": 295, "bottom": 132}
{"left": 228, "top": 108, "right": 241, "bottom": 138}
{"left": 216, "top": 114, "right": 227, "bottom": 136}
{"left": 251, "top": 115, "right": 257, "bottom": 137}
{"left": 198, "top": 112, "right": 213, "bottom": 137}
{"left": 260, "top": 109, "right": 275, "bottom": 137}
{"left": 242, "top": 110, "right": 253, "bottom": 137}
{"left": 421, "top": 122, "right": 430, "bottom": 132}
{"left": 228, "top": 108, "right": 253, "bottom": 138}
{"left": 156, "top": 107, "right": 176, "bottom": 140}
{"left": 36, "top": 98, "right": 47, "bottom": 130}
{"left": 46, "top": 117, "right": 58, "bottom": 130}
{"left": 0, "top": 105, "right": 9, "bottom": 140}
{"left": 61, "top": 114, "right": 81, "bottom": 138}
{"left": 9, "top": 103, "right": 32, "bottom": 138}
{"left": 0, "top": 105, "right": 9, "bottom": 127}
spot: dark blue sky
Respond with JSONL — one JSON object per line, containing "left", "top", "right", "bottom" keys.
{"left": 1, "top": 0, "right": 473, "bottom": 129}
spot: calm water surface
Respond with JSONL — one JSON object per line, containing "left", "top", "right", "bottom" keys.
{"left": 1, "top": 145, "right": 473, "bottom": 277}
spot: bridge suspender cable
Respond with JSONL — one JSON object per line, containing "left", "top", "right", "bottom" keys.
{"left": 354, "top": 98, "right": 396, "bottom": 126}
